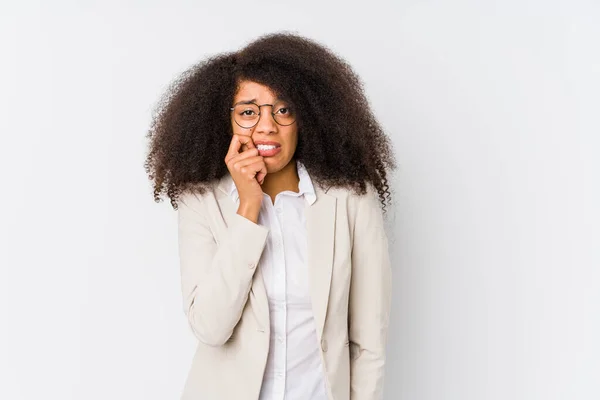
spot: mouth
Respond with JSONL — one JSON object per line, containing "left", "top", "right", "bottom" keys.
{"left": 256, "top": 142, "right": 282, "bottom": 157}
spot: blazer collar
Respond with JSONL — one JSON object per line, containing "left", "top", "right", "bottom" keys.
{"left": 214, "top": 163, "right": 335, "bottom": 340}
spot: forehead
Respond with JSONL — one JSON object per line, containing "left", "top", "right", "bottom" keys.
{"left": 234, "top": 80, "right": 279, "bottom": 102}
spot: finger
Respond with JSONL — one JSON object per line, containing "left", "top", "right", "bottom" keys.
{"left": 234, "top": 157, "right": 266, "bottom": 183}
{"left": 238, "top": 134, "right": 256, "bottom": 151}
{"left": 255, "top": 162, "right": 267, "bottom": 185}
{"left": 243, "top": 160, "right": 266, "bottom": 184}
{"left": 225, "top": 134, "right": 242, "bottom": 163}
{"left": 234, "top": 155, "right": 264, "bottom": 168}
{"left": 228, "top": 146, "right": 259, "bottom": 164}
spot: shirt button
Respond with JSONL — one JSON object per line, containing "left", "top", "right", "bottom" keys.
{"left": 321, "top": 339, "right": 328, "bottom": 352}
{"left": 278, "top": 336, "right": 284, "bottom": 343}
{"left": 248, "top": 262, "right": 256, "bottom": 269}
{"left": 276, "top": 372, "right": 284, "bottom": 379}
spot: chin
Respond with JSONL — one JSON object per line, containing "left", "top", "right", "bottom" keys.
{"left": 265, "top": 157, "right": 292, "bottom": 174}
{"left": 266, "top": 164, "right": 283, "bottom": 174}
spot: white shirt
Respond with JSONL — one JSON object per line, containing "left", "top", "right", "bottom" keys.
{"left": 229, "top": 159, "right": 328, "bottom": 400}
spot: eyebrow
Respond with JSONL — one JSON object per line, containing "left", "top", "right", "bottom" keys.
{"left": 234, "top": 97, "right": 283, "bottom": 105}
{"left": 239, "top": 98, "right": 257, "bottom": 104}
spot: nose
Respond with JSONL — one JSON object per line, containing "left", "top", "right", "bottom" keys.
{"left": 254, "top": 106, "right": 277, "bottom": 135}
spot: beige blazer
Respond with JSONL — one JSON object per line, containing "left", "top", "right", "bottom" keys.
{"left": 177, "top": 173, "right": 392, "bottom": 400}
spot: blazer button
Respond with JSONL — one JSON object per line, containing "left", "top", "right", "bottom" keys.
{"left": 321, "top": 339, "right": 328, "bottom": 352}
{"left": 248, "top": 262, "right": 256, "bottom": 269}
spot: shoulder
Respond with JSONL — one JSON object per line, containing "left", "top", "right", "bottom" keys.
{"left": 325, "top": 181, "right": 378, "bottom": 204}
{"left": 324, "top": 182, "right": 381, "bottom": 223}
{"left": 176, "top": 181, "right": 220, "bottom": 214}
{"left": 177, "top": 189, "right": 205, "bottom": 209}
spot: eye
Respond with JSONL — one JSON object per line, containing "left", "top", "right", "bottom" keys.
{"left": 275, "top": 107, "right": 290, "bottom": 115}
{"left": 240, "top": 109, "right": 256, "bottom": 116}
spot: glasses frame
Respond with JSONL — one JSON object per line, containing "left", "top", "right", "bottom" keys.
{"left": 229, "top": 101, "right": 296, "bottom": 129}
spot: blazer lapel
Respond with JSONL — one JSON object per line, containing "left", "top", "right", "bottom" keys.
{"left": 307, "top": 184, "right": 336, "bottom": 339}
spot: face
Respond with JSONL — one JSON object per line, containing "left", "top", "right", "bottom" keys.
{"left": 230, "top": 80, "right": 298, "bottom": 174}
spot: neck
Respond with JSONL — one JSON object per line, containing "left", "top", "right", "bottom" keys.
{"left": 261, "top": 159, "right": 300, "bottom": 203}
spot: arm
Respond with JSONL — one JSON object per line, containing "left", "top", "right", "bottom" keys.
{"left": 177, "top": 192, "right": 269, "bottom": 346}
{"left": 348, "top": 186, "right": 393, "bottom": 400}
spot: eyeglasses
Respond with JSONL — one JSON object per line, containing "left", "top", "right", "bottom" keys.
{"left": 230, "top": 101, "right": 296, "bottom": 129}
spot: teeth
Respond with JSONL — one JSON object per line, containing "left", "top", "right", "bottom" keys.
{"left": 257, "top": 145, "right": 277, "bottom": 150}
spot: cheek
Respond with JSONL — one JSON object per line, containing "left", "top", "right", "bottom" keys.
{"left": 231, "top": 120, "right": 254, "bottom": 137}
{"left": 230, "top": 117, "right": 240, "bottom": 132}
{"left": 285, "top": 129, "right": 299, "bottom": 149}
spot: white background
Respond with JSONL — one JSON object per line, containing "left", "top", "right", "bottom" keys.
{"left": 1, "top": 1, "right": 599, "bottom": 399}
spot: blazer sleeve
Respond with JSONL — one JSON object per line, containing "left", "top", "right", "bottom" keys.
{"left": 348, "top": 185, "right": 393, "bottom": 400}
{"left": 177, "top": 192, "right": 270, "bottom": 346}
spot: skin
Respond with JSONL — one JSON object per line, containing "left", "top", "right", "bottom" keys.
{"left": 225, "top": 80, "right": 300, "bottom": 221}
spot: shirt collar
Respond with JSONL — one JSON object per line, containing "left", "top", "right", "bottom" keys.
{"left": 229, "top": 159, "right": 316, "bottom": 205}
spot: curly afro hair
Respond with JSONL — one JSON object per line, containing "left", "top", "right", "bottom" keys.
{"left": 144, "top": 31, "right": 397, "bottom": 214}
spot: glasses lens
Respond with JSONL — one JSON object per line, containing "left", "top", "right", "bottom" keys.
{"left": 272, "top": 101, "right": 296, "bottom": 126}
{"left": 232, "top": 102, "right": 296, "bottom": 127}
{"left": 233, "top": 103, "right": 260, "bottom": 128}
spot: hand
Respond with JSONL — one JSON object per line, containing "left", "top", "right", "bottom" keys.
{"left": 224, "top": 134, "right": 267, "bottom": 210}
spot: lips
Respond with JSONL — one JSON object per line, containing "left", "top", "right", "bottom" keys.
{"left": 255, "top": 142, "right": 282, "bottom": 157}
{"left": 254, "top": 141, "right": 281, "bottom": 147}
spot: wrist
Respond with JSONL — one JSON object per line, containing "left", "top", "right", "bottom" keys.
{"left": 237, "top": 202, "right": 261, "bottom": 223}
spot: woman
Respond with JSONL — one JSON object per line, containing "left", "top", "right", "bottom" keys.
{"left": 144, "top": 32, "right": 396, "bottom": 400}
